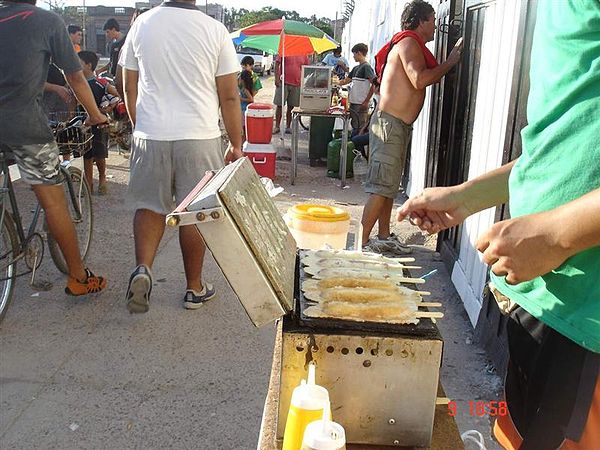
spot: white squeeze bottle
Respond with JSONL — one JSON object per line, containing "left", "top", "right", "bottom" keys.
{"left": 282, "top": 363, "right": 330, "bottom": 450}
{"left": 301, "top": 401, "right": 346, "bottom": 450}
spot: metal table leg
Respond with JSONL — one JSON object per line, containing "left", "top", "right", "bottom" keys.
{"left": 291, "top": 113, "right": 299, "bottom": 185}
{"left": 340, "top": 115, "right": 350, "bottom": 188}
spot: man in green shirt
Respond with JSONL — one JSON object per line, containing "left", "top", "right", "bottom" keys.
{"left": 397, "top": 1, "right": 599, "bottom": 448}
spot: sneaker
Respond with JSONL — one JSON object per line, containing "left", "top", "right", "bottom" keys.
{"left": 284, "top": 127, "right": 292, "bottom": 134}
{"left": 98, "top": 183, "right": 108, "bottom": 195}
{"left": 65, "top": 268, "right": 107, "bottom": 296}
{"left": 273, "top": 127, "right": 281, "bottom": 134}
{"left": 183, "top": 282, "right": 216, "bottom": 310}
{"left": 126, "top": 265, "right": 152, "bottom": 313}
{"left": 366, "top": 236, "right": 413, "bottom": 255}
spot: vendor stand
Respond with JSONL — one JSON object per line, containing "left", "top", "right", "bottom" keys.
{"left": 167, "top": 158, "right": 463, "bottom": 449}
{"left": 291, "top": 107, "right": 351, "bottom": 187}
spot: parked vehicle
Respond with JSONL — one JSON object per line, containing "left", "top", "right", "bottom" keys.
{"left": 236, "top": 45, "right": 273, "bottom": 76}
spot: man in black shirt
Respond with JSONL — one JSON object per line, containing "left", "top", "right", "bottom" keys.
{"left": 0, "top": 0, "right": 108, "bottom": 295}
{"left": 97, "top": 18, "right": 125, "bottom": 78}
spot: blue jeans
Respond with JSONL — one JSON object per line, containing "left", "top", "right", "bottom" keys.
{"left": 351, "top": 131, "right": 369, "bottom": 158}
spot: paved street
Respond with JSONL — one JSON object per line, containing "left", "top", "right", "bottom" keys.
{"left": 1, "top": 75, "right": 502, "bottom": 449}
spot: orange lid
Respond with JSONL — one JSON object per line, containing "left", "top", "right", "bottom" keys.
{"left": 288, "top": 204, "right": 350, "bottom": 222}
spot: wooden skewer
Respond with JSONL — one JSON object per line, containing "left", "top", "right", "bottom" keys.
{"left": 397, "top": 277, "right": 426, "bottom": 284}
{"left": 414, "top": 291, "right": 431, "bottom": 296}
{"left": 415, "top": 311, "right": 444, "bottom": 319}
{"left": 393, "top": 257, "right": 416, "bottom": 263}
{"left": 419, "top": 302, "right": 442, "bottom": 308}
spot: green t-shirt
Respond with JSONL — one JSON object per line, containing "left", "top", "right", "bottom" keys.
{"left": 491, "top": 1, "right": 600, "bottom": 352}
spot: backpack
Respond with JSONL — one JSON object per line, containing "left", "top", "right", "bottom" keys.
{"left": 373, "top": 30, "right": 438, "bottom": 86}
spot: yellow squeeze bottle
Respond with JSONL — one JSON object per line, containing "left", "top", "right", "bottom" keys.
{"left": 282, "top": 363, "right": 330, "bottom": 450}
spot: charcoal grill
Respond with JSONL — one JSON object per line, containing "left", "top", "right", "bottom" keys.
{"left": 166, "top": 158, "right": 443, "bottom": 447}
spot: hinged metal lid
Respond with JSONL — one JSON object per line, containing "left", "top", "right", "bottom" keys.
{"left": 167, "top": 158, "right": 296, "bottom": 327}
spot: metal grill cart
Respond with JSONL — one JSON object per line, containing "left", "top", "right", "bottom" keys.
{"left": 167, "top": 158, "right": 455, "bottom": 448}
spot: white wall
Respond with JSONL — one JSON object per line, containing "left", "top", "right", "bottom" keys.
{"left": 451, "top": 0, "right": 522, "bottom": 326}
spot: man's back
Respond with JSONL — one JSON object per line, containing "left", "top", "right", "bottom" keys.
{"left": 119, "top": 4, "right": 238, "bottom": 141}
{"left": 0, "top": 3, "right": 80, "bottom": 144}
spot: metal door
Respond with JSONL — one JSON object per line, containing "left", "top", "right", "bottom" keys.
{"left": 424, "top": 0, "right": 463, "bottom": 189}
{"left": 436, "top": 0, "right": 494, "bottom": 262}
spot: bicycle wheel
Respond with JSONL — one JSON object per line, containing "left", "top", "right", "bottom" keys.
{"left": 0, "top": 210, "right": 18, "bottom": 323}
{"left": 47, "top": 166, "right": 93, "bottom": 274}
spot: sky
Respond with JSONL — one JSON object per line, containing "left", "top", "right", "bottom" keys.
{"left": 58, "top": 0, "right": 343, "bottom": 20}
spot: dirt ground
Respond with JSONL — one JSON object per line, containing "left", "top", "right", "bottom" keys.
{"left": 0, "top": 74, "right": 503, "bottom": 449}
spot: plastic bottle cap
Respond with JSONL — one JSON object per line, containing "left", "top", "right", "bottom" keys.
{"left": 290, "top": 363, "right": 330, "bottom": 410}
{"left": 302, "top": 401, "right": 346, "bottom": 450}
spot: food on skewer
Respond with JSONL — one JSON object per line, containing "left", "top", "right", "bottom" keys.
{"left": 304, "top": 301, "right": 417, "bottom": 324}
{"left": 302, "top": 256, "right": 420, "bottom": 272}
{"left": 303, "top": 286, "right": 422, "bottom": 304}
{"left": 302, "top": 277, "right": 399, "bottom": 291}
{"left": 310, "top": 268, "right": 425, "bottom": 284}
{"left": 303, "top": 249, "right": 415, "bottom": 264}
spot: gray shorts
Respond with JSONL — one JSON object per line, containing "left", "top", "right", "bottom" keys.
{"left": 0, "top": 141, "right": 61, "bottom": 185}
{"left": 364, "top": 110, "right": 412, "bottom": 199}
{"left": 127, "top": 137, "right": 224, "bottom": 215}
{"left": 273, "top": 84, "right": 300, "bottom": 108}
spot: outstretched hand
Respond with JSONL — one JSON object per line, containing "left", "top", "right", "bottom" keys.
{"left": 476, "top": 211, "right": 570, "bottom": 285}
{"left": 397, "top": 186, "right": 472, "bottom": 234}
{"left": 447, "top": 37, "right": 464, "bottom": 65}
{"left": 224, "top": 143, "right": 243, "bottom": 164}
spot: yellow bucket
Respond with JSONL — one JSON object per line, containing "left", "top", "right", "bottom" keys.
{"left": 286, "top": 204, "right": 351, "bottom": 250}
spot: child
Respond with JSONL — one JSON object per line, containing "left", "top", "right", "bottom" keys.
{"left": 241, "top": 55, "right": 262, "bottom": 94}
{"left": 239, "top": 56, "right": 260, "bottom": 138}
{"left": 78, "top": 50, "right": 119, "bottom": 194}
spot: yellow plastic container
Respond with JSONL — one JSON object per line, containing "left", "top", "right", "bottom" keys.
{"left": 286, "top": 204, "right": 351, "bottom": 250}
{"left": 282, "top": 364, "right": 330, "bottom": 450}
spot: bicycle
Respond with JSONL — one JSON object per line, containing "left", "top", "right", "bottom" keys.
{"left": 0, "top": 114, "right": 94, "bottom": 322}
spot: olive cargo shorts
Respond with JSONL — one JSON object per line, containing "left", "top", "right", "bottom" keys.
{"left": 364, "top": 110, "right": 412, "bottom": 199}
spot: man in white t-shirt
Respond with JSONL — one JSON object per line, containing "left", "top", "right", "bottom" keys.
{"left": 119, "top": 0, "right": 242, "bottom": 313}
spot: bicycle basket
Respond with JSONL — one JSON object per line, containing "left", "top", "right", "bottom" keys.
{"left": 49, "top": 112, "right": 93, "bottom": 157}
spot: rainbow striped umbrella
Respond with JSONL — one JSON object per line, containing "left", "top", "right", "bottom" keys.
{"left": 231, "top": 19, "right": 338, "bottom": 56}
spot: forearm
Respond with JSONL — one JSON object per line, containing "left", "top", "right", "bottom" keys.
{"left": 114, "top": 65, "right": 124, "bottom": 98}
{"left": 459, "top": 159, "right": 517, "bottom": 215}
{"left": 64, "top": 71, "right": 103, "bottom": 118}
{"left": 107, "top": 83, "right": 119, "bottom": 97}
{"left": 123, "top": 69, "right": 138, "bottom": 125}
{"left": 555, "top": 187, "right": 600, "bottom": 255}
{"left": 44, "top": 82, "right": 59, "bottom": 93}
{"left": 413, "top": 59, "right": 457, "bottom": 89}
{"left": 221, "top": 101, "right": 243, "bottom": 149}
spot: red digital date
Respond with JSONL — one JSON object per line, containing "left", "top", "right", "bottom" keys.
{"left": 447, "top": 400, "right": 508, "bottom": 417}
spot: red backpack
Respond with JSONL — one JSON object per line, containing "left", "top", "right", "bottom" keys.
{"left": 374, "top": 30, "right": 438, "bottom": 86}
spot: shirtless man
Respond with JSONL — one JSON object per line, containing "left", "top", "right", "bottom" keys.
{"left": 362, "top": 0, "right": 463, "bottom": 253}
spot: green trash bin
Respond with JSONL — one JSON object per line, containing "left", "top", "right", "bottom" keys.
{"left": 308, "top": 116, "right": 335, "bottom": 165}
{"left": 327, "top": 138, "right": 355, "bottom": 179}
